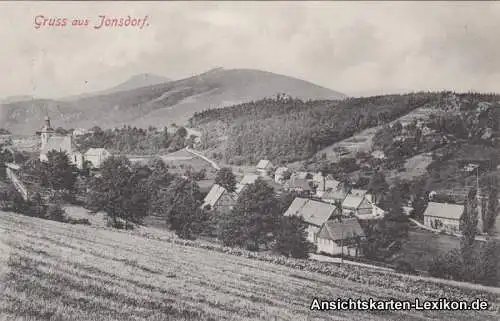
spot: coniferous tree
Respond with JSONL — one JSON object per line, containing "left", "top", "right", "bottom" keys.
{"left": 460, "top": 188, "right": 478, "bottom": 267}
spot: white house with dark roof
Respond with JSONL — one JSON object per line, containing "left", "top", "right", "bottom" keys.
{"left": 284, "top": 198, "right": 339, "bottom": 243}
{"left": 423, "top": 202, "right": 464, "bottom": 233}
{"left": 256, "top": 160, "right": 273, "bottom": 177}
{"left": 316, "top": 218, "right": 366, "bottom": 257}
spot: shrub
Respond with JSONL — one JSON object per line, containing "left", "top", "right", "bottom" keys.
{"left": 45, "top": 204, "right": 66, "bottom": 222}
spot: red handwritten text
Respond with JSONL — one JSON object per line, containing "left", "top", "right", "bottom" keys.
{"left": 34, "top": 15, "right": 68, "bottom": 29}
{"left": 33, "top": 15, "right": 150, "bottom": 30}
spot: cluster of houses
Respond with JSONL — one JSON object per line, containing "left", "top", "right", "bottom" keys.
{"left": 203, "top": 159, "right": 388, "bottom": 258}
{"left": 37, "top": 116, "right": 111, "bottom": 169}
{"left": 204, "top": 158, "right": 500, "bottom": 259}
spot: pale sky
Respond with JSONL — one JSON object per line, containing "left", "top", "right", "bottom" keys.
{"left": 1, "top": 1, "right": 500, "bottom": 99}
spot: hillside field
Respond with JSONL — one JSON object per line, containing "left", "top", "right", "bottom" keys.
{"left": 1, "top": 212, "right": 500, "bottom": 320}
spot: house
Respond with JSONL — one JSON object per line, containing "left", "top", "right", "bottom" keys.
{"left": 202, "top": 184, "right": 238, "bottom": 214}
{"left": 240, "top": 174, "right": 259, "bottom": 185}
{"left": 371, "top": 150, "right": 386, "bottom": 160}
{"left": 84, "top": 148, "right": 111, "bottom": 169}
{"left": 72, "top": 128, "right": 88, "bottom": 137}
{"left": 38, "top": 116, "right": 84, "bottom": 169}
{"left": 316, "top": 218, "right": 366, "bottom": 257}
{"left": 286, "top": 177, "right": 312, "bottom": 196}
{"left": 256, "top": 160, "right": 273, "bottom": 177}
{"left": 274, "top": 167, "right": 289, "bottom": 183}
{"left": 321, "top": 190, "right": 348, "bottom": 205}
{"left": 233, "top": 174, "right": 260, "bottom": 195}
{"left": 284, "top": 198, "right": 339, "bottom": 243}
{"left": 342, "top": 194, "right": 372, "bottom": 217}
{"left": 312, "top": 172, "right": 324, "bottom": 188}
{"left": 291, "top": 171, "right": 309, "bottom": 180}
{"left": 325, "top": 177, "right": 341, "bottom": 191}
{"left": 423, "top": 202, "right": 464, "bottom": 233}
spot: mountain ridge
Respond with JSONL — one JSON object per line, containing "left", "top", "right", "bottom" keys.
{"left": 0, "top": 68, "right": 345, "bottom": 134}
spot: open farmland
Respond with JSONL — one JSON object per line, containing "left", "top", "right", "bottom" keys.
{"left": 1, "top": 212, "right": 500, "bottom": 320}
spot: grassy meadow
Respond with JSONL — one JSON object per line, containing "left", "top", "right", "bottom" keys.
{"left": 1, "top": 211, "right": 500, "bottom": 321}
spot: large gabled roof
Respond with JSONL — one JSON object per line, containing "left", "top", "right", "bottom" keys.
{"left": 202, "top": 184, "right": 238, "bottom": 209}
{"left": 257, "top": 160, "right": 272, "bottom": 169}
{"left": 318, "top": 218, "right": 365, "bottom": 241}
{"left": 423, "top": 202, "right": 464, "bottom": 220}
{"left": 284, "top": 198, "right": 337, "bottom": 226}
{"left": 240, "top": 174, "right": 259, "bottom": 185}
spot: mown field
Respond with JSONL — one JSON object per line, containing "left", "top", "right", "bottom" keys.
{"left": 1, "top": 212, "right": 500, "bottom": 321}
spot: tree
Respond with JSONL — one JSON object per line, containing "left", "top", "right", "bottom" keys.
{"left": 478, "top": 239, "right": 500, "bottom": 286}
{"left": 460, "top": 188, "right": 479, "bottom": 268}
{"left": 367, "top": 171, "right": 389, "bottom": 204}
{"left": 367, "top": 183, "right": 408, "bottom": 258}
{"left": 214, "top": 167, "right": 237, "bottom": 192}
{"left": 176, "top": 126, "right": 188, "bottom": 139}
{"left": 45, "top": 150, "right": 77, "bottom": 192}
{"left": 217, "top": 178, "right": 281, "bottom": 250}
{"left": 162, "top": 126, "right": 170, "bottom": 148}
{"left": 409, "top": 177, "right": 429, "bottom": 220}
{"left": 273, "top": 216, "right": 314, "bottom": 258}
{"left": 153, "top": 177, "right": 207, "bottom": 239}
{"left": 482, "top": 175, "right": 499, "bottom": 234}
{"left": 86, "top": 156, "right": 149, "bottom": 225}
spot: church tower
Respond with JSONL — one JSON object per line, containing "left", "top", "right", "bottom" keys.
{"left": 40, "top": 115, "right": 54, "bottom": 150}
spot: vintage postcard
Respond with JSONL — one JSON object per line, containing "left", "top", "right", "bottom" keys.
{"left": 0, "top": 1, "right": 499, "bottom": 320}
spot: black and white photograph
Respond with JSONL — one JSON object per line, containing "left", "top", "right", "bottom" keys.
{"left": 0, "top": 1, "right": 499, "bottom": 320}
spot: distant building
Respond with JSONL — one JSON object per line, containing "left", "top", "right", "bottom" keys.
{"left": 316, "top": 218, "right": 366, "bottom": 257}
{"left": 291, "top": 171, "right": 309, "bottom": 180}
{"left": 38, "top": 116, "right": 84, "bottom": 169}
{"left": 240, "top": 174, "right": 259, "bottom": 185}
{"left": 321, "top": 190, "right": 348, "bottom": 205}
{"left": 286, "top": 177, "right": 312, "bottom": 196}
{"left": 342, "top": 194, "right": 372, "bottom": 217}
{"left": 84, "top": 148, "right": 111, "bottom": 169}
{"left": 72, "top": 128, "right": 88, "bottom": 137}
{"left": 312, "top": 172, "right": 324, "bottom": 189}
{"left": 256, "top": 160, "right": 273, "bottom": 177}
{"left": 284, "top": 198, "right": 339, "bottom": 244}
{"left": 423, "top": 202, "right": 464, "bottom": 233}
{"left": 325, "top": 176, "right": 341, "bottom": 192}
{"left": 274, "top": 167, "right": 289, "bottom": 184}
{"left": 371, "top": 150, "right": 386, "bottom": 160}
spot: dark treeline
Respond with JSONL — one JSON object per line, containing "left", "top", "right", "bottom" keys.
{"left": 75, "top": 125, "right": 191, "bottom": 154}
{"left": 189, "top": 92, "right": 449, "bottom": 165}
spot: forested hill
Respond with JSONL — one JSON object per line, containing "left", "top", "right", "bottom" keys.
{"left": 189, "top": 92, "right": 442, "bottom": 165}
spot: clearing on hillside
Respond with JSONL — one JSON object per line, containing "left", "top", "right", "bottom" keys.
{"left": 0, "top": 212, "right": 499, "bottom": 320}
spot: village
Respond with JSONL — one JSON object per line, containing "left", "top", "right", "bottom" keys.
{"left": 202, "top": 155, "right": 500, "bottom": 264}
{"left": 1, "top": 108, "right": 499, "bottom": 279}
